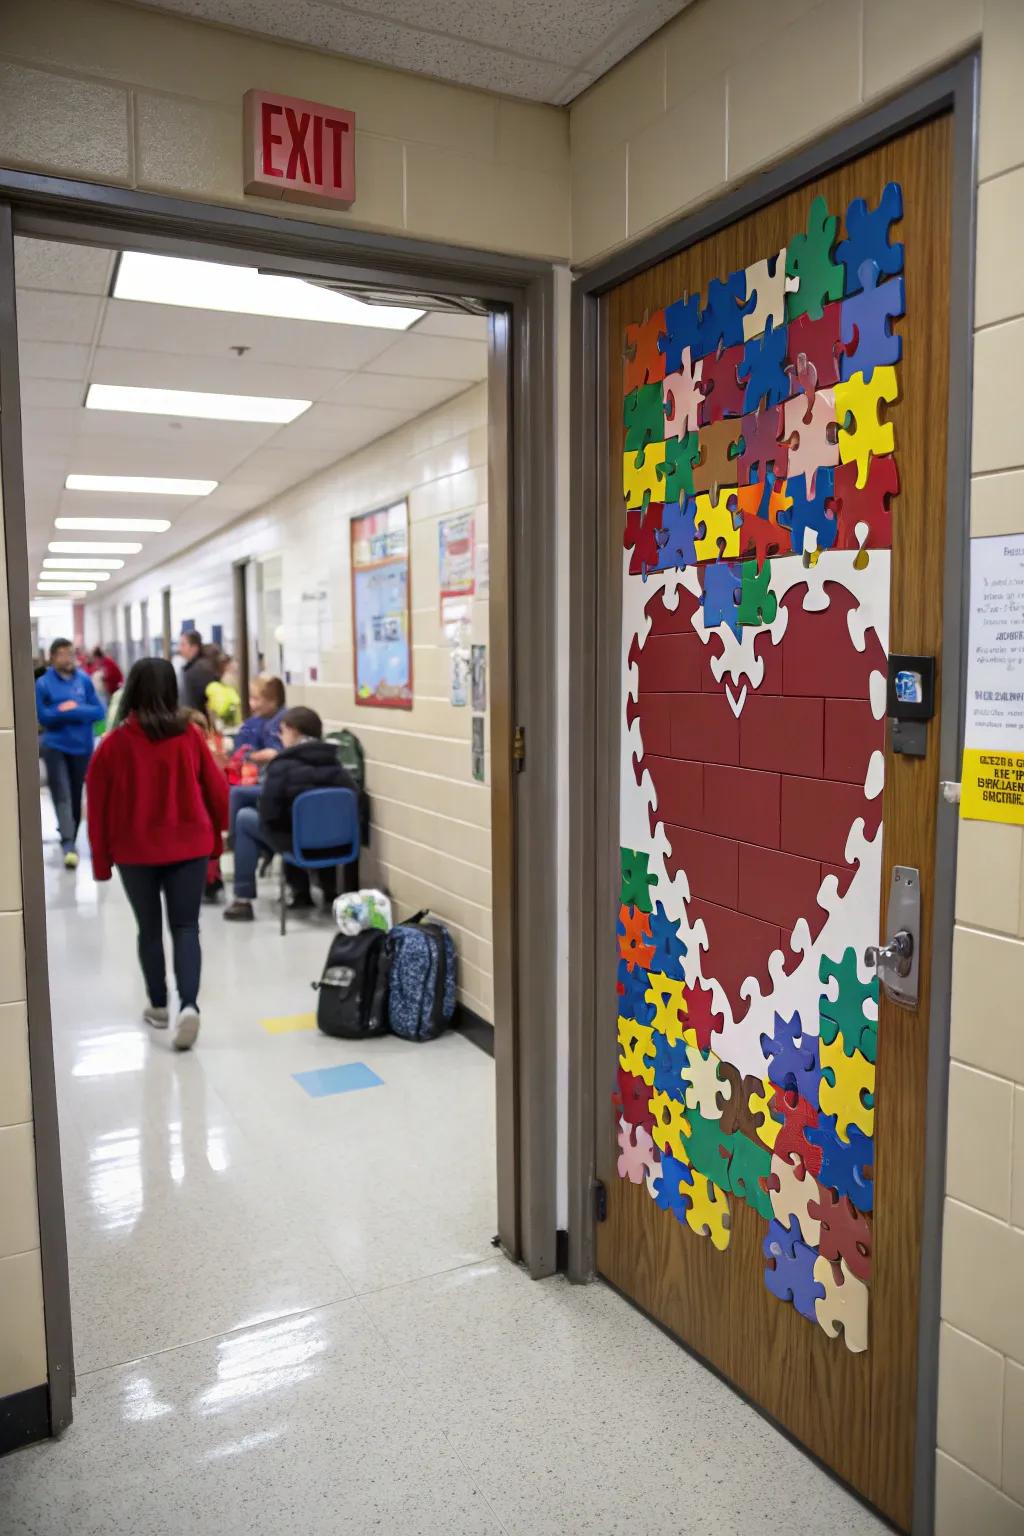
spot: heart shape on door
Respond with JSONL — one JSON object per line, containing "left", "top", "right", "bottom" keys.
{"left": 628, "top": 577, "right": 885, "bottom": 1020}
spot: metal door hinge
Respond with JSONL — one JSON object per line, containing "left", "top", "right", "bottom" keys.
{"left": 512, "top": 725, "right": 526, "bottom": 771}
{"left": 593, "top": 1180, "right": 607, "bottom": 1223}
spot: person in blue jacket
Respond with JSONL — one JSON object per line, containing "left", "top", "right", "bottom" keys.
{"left": 35, "top": 638, "right": 105, "bottom": 868}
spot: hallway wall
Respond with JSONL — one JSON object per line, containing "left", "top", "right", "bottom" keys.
{"left": 84, "top": 383, "right": 494, "bottom": 1024}
{"left": 570, "top": 2, "right": 1024, "bottom": 1530}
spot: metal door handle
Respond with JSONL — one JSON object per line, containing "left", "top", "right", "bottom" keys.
{"left": 864, "top": 930, "right": 914, "bottom": 979}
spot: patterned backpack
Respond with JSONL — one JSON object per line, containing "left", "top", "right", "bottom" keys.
{"left": 385, "top": 911, "right": 457, "bottom": 1041}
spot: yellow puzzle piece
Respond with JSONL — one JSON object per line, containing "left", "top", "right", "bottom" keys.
{"left": 819, "top": 1035, "right": 875, "bottom": 1143}
{"left": 623, "top": 441, "right": 666, "bottom": 509}
{"left": 649, "top": 1089, "right": 691, "bottom": 1160}
{"left": 814, "top": 1254, "right": 869, "bottom": 1353}
{"left": 645, "top": 972, "right": 689, "bottom": 1044}
{"left": 684, "top": 1173, "right": 731, "bottom": 1251}
{"left": 618, "top": 1015, "right": 657, "bottom": 1086}
{"left": 748, "top": 1078, "right": 782, "bottom": 1150}
{"left": 834, "top": 366, "right": 898, "bottom": 489}
{"left": 693, "top": 487, "right": 740, "bottom": 561}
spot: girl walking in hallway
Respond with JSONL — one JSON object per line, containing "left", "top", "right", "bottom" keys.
{"left": 86, "top": 658, "right": 229, "bottom": 1051}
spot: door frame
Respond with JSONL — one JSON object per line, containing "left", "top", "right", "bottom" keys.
{"left": 567, "top": 54, "right": 978, "bottom": 1536}
{"left": 0, "top": 174, "right": 561, "bottom": 1438}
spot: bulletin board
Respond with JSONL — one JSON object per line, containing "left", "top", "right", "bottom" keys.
{"left": 350, "top": 500, "right": 413, "bottom": 710}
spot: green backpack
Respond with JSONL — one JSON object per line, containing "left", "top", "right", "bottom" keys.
{"left": 325, "top": 729, "right": 365, "bottom": 791}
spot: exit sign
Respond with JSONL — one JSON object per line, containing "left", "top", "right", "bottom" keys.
{"left": 243, "top": 89, "right": 356, "bottom": 208}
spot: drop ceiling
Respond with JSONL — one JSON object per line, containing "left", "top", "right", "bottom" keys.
{"left": 15, "top": 236, "right": 488, "bottom": 597}
{"left": 125, "top": 0, "right": 693, "bottom": 104}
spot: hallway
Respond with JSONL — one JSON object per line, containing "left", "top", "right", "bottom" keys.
{"left": 0, "top": 815, "right": 886, "bottom": 1533}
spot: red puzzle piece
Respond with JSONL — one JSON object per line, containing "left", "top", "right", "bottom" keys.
{"left": 786, "top": 303, "right": 841, "bottom": 389}
{"left": 808, "top": 1183, "right": 872, "bottom": 1281}
{"left": 623, "top": 503, "right": 664, "bottom": 576}
{"left": 681, "top": 977, "right": 722, "bottom": 1052}
{"left": 698, "top": 343, "right": 745, "bottom": 426}
{"left": 770, "top": 1085, "right": 822, "bottom": 1177}
{"left": 617, "top": 1065, "right": 655, "bottom": 1133}
{"left": 832, "top": 455, "right": 898, "bottom": 552}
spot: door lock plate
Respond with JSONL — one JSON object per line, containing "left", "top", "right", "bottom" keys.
{"left": 865, "top": 865, "right": 920, "bottom": 1009}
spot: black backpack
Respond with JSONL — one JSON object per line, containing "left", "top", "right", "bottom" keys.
{"left": 313, "top": 929, "right": 390, "bottom": 1039}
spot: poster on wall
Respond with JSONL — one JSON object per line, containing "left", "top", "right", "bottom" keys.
{"left": 350, "top": 500, "right": 413, "bottom": 710}
{"left": 471, "top": 714, "right": 485, "bottom": 783}
{"left": 440, "top": 593, "right": 472, "bottom": 650}
{"left": 471, "top": 644, "right": 487, "bottom": 712}
{"left": 449, "top": 647, "right": 470, "bottom": 707}
{"left": 961, "top": 533, "right": 1024, "bottom": 823}
{"left": 438, "top": 513, "right": 475, "bottom": 605}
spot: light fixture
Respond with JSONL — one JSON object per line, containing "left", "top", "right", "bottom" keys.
{"left": 43, "top": 557, "right": 125, "bottom": 570}
{"left": 86, "top": 383, "right": 312, "bottom": 424}
{"left": 113, "top": 251, "right": 424, "bottom": 329}
{"left": 49, "top": 541, "right": 142, "bottom": 555}
{"left": 43, "top": 570, "right": 110, "bottom": 582}
{"left": 56, "top": 516, "right": 172, "bottom": 532}
{"left": 64, "top": 475, "right": 216, "bottom": 497}
{"left": 37, "top": 581, "right": 98, "bottom": 592}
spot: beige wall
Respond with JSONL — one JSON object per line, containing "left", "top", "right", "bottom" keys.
{"left": 571, "top": 0, "right": 1024, "bottom": 1529}
{"left": 85, "top": 383, "right": 494, "bottom": 1023}
{"left": 0, "top": 0, "right": 570, "bottom": 261}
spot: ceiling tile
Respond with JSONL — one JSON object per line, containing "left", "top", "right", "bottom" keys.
{"left": 18, "top": 341, "right": 91, "bottom": 382}
{"left": 323, "top": 372, "right": 467, "bottom": 413}
{"left": 412, "top": 312, "right": 490, "bottom": 342}
{"left": 89, "top": 345, "right": 346, "bottom": 402}
{"left": 19, "top": 378, "right": 86, "bottom": 410}
{"left": 14, "top": 237, "right": 115, "bottom": 296}
{"left": 364, "top": 333, "right": 489, "bottom": 380}
{"left": 15, "top": 290, "right": 104, "bottom": 346}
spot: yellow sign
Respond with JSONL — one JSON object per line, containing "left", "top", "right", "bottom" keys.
{"left": 961, "top": 749, "right": 1024, "bottom": 825}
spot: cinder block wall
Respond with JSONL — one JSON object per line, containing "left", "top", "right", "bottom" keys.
{"left": 570, "top": 0, "right": 1024, "bottom": 1528}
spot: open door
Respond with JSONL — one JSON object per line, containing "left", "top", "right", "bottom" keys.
{"left": 596, "top": 113, "right": 952, "bottom": 1529}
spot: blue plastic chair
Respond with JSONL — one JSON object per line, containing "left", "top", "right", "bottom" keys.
{"left": 280, "top": 787, "right": 360, "bottom": 934}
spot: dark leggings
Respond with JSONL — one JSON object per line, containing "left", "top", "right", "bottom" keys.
{"left": 118, "top": 857, "right": 208, "bottom": 1010}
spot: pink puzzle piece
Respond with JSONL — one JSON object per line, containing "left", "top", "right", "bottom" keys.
{"left": 663, "top": 350, "right": 703, "bottom": 440}
{"left": 783, "top": 386, "right": 837, "bottom": 494}
{"left": 617, "top": 1116, "right": 659, "bottom": 1184}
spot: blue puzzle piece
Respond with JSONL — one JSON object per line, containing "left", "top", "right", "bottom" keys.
{"left": 652, "top": 1150, "right": 693, "bottom": 1218}
{"left": 659, "top": 293, "right": 702, "bottom": 374}
{"left": 697, "top": 271, "right": 747, "bottom": 358}
{"left": 700, "top": 560, "right": 741, "bottom": 637}
{"left": 617, "top": 957, "right": 656, "bottom": 1025}
{"left": 654, "top": 497, "right": 698, "bottom": 571}
{"left": 839, "top": 260, "right": 904, "bottom": 383}
{"left": 806, "top": 1113, "right": 874, "bottom": 1212}
{"left": 648, "top": 900, "right": 686, "bottom": 979}
{"left": 737, "top": 315, "right": 790, "bottom": 413}
{"left": 777, "top": 467, "right": 837, "bottom": 557}
{"left": 763, "top": 1220, "right": 824, "bottom": 1320}
{"left": 836, "top": 181, "right": 904, "bottom": 296}
{"left": 652, "top": 1034, "right": 691, "bottom": 1098}
{"left": 759, "top": 1010, "right": 820, "bottom": 1108}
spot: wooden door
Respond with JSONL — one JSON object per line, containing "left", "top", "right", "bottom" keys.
{"left": 596, "top": 114, "right": 951, "bottom": 1530}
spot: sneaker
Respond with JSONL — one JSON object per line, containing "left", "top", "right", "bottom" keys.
{"left": 63, "top": 850, "right": 79, "bottom": 870}
{"left": 173, "top": 1006, "right": 200, "bottom": 1051}
{"left": 285, "top": 890, "right": 315, "bottom": 911}
{"left": 223, "top": 900, "right": 254, "bottom": 922}
{"left": 203, "top": 885, "right": 223, "bottom": 905}
{"left": 143, "top": 1005, "right": 169, "bottom": 1030}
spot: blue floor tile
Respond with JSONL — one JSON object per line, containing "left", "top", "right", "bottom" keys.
{"left": 292, "top": 1062, "right": 384, "bottom": 1098}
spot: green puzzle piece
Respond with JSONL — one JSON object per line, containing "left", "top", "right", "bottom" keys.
{"left": 657, "top": 431, "right": 700, "bottom": 503}
{"left": 620, "top": 847, "right": 655, "bottom": 913}
{"left": 736, "top": 559, "right": 778, "bottom": 628}
{"left": 624, "top": 383, "right": 665, "bottom": 454}
{"left": 723, "top": 1133, "right": 773, "bottom": 1220}
{"left": 819, "top": 947, "right": 878, "bottom": 1063}
{"left": 682, "top": 1109, "right": 736, "bottom": 1186}
{"left": 786, "top": 195, "right": 844, "bottom": 323}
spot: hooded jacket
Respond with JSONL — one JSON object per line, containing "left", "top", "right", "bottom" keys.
{"left": 258, "top": 739, "right": 358, "bottom": 853}
{"left": 35, "top": 666, "right": 105, "bottom": 756}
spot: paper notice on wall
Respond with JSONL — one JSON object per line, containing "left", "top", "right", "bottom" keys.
{"left": 961, "top": 533, "right": 1024, "bottom": 824}
{"left": 439, "top": 513, "right": 474, "bottom": 602}
{"left": 449, "top": 647, "right": 470, "bottom": 707}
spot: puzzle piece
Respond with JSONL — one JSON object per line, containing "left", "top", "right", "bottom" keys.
{"left": 645, "top": 971, "right": 689, "bottom": 1044}
{"left": 738, "top": 403, "right": 788, "bottom": 485}
{"left": 624, "top": 382, "right": 666, "bottom": 453}
{"left": 819, "top": 948, "right": 879, "bottom": 1062}
{"left": 698, "top": 271, "right": 747, "bottom": 357}
{"left": 682, "top": 1108, "right": 734, "bottom": 1183}
{"left": 820, "top": 1035, "right": 875, "bottom": 1143}
{"left": 806, "top": 1114, "right": 873, "bottom": 1212}
{"left": 660, "top": 293, "right": 702, "bottom": 374}
{"left": 737, "top": 316, "right": 790, "bottom": 414}
{"left": 681, "top": 1043, "right": 732, "bottom": 1120}
{"left": 617, "top": 1116, "right": 659, "bottom": 1184}
{"left": 621, "top": 846, "right": 656, "bottom": 911}
{"left": 623, "top": 441, "right": 666, "bottom": 510}
{"left": 625, "top": 310, "right": 667, "bottom": 391}
{"left": 685, "top": 1173, "right": 732, "bottom": 1250}
{"left": 617, "top": 957, "right": 656, "bottom": 1026}
{"left": 834, "top": 366, "right": 898, "bottom": 490}
{"left": 649, "top": 1088, "right": 692, "bottom": 1160}
{"left": 777, "top": 467, "right": 837, "bottom": 559}
{"left": 663, "top": 350, "right": 704, "bottom": 439}
{"left": 787, "top": 305, "right": 841, "bottom": 388}
{"left": 785, "top": 350, "right": 819, "bottom": 416}
{"left": 617, "top": 902, "right": 656, "bottom": 972}
{"left": 736, "top": 507, "right": 787, "bottom": 569}
{"left": 648, "top": 900, "right": 686, "bottom": 979}
{"left": 836, "top": 181, "right": 904, "bottom": 297}
{"left": 692, "top": 419, "right": 743, "bottom": 498}
{"left": 658, "top": 432, "right": 701, "bottom": 503}
{"left": 723, "top": 1131, "right": 773, "bottom": 1219}
{"left": 763, "top": 1219, "right": 824, "bottom": 1320}
{"left": 832, "top": 455, "right": 898, "bottom": 554}
{"left": 735, "top": 558, "right": 777, "bottom": 627}
{"left": 693, "top": 487, "right": 741, "bottom": 561}
{"left": 764, "top": 1150, "right": 821, "bottom": 1245}
{"left": 782, "top": 385, "right": 837, "bottom": 494}
{"left": 682, "top": 977, "right": 723, "bottom": 1053}
{"left": 760, "top": 1010, "right": 820, "bottom": 1108}
{"left": 623, "top": 503, "right": 664, "bottom": 578}
{"left": 618, "top": 1015, "right": 657, "bottom": 1086}
{"left": 651, "top": 1033, "right": 691, "bottom": 1100}
{"left": 717, "top": 1062, "right": 764, "bottom": 1139}
{"left": 839, "top": 261, "right": 904, "bottom": 384}
{"left": 698, "top": 343, "right": 745, "bottom": 425}
{"left": 700, "top": 560, "right": 742, "bottom": 638}
{"left": 747, "top": 1078, "right": 783, "bottom": 1151}
{"left": 770, "top": 1086, "right": 822, "bottom": 1178}
{"left": 742, "top": 249, "right": 789, "bottom": 342}
{"left": 813, "top": 1254, "right": 869, "bottom": 1352}
{"left": 654, "top": 496, "right": 698, "bottom": 571}
{"left": 652, "top": 1150, "right": 693, "bottom": 1217}
{"left": 616, "top": 1064, "right": 655, "bottom": 1132}
{"left": 808, "top": 1184, "right": 872, "bottom": 1282}
{"left": 786, "top": 196, "right": 843, "bottom": 322}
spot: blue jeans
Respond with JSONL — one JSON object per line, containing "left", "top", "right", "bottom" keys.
{"left": 233, "top": 806, "right": 272, "bottom": 900}
{"left": 118, "top": 857, "right": 208, "bottom": 1010}
{"left": 43, "top": 747, "right": 90, "bottom": 853}
{"left": 228, "top": 784, "right": 260, "bottom": 846}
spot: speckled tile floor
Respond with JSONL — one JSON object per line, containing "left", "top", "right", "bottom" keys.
{"left": 0, "top": 809, "right": 887, "bottom": 1533}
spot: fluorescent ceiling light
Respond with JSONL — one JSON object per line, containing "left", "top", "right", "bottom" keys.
{"left": 56, "top": 516, "right": 171, "bottom": 532}
{"left": 49, "top": 541, "right": 142, "bottom": 555}
{"left": 114, "top": 251, "right": 424, "bottom": 330}
{"left": 43, "top": 557, "right": 125, "bottom": 570}
{"left": 37, "top": 581, "right": 98, "bottom": 592}
{"left": 65, "top": 475, "right": 215, "bottom": 497}
{"left": 43, "top": 570, "right": 110, "bottom": 582}
{"left": 86, "top": 383, "right": 312, "bottom": 424}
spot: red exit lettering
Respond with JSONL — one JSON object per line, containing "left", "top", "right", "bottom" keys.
{"left": 243, "top": 89, "right": 356, "bottom": 209}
